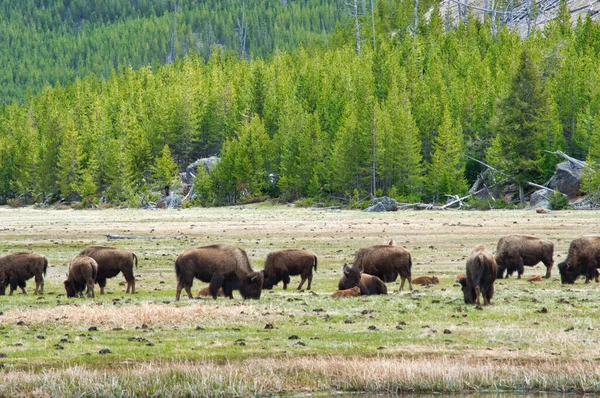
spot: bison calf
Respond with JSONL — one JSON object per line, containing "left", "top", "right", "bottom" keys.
{"left": 458, "top": 245, "right": 497, "bottom": 306}
{"left": 495, "top": 235, "right": 554, "bottom": 279}
{"left": 64, "top": 255, "right": 98, "bottom": 298}
{"left": 412, "top": 276, "right": 439, "bottom": 286}
{"left": 262, "top": 249, "right": 317, "bottom": 290}
{"left": 197, "top": 286, "right": 225, "bottom": 297}
{"left": 558, "top": 236, "right": 600, "bottom": 284}
{"left": 0, "top": 252, "right": 48, "bottom": 295}
{"left": 175, "top": 244, "right": 263, "bottom": 300}
{"left": 353, "top": 245, "right": 412, "bottom": 291}
{"left": 331, "top": 286, "right": 361, "bottom": 298}
{"left": 338, "top": 264, "right": 387, "bottom": 295}
{"left": 78, "top": 246, "right": 138, "bottom": 294}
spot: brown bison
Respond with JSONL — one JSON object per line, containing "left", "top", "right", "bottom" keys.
{"left": 353, "top": 245, "right": 412, "bottom": 291}
{"left": 557, "top": 236, "right": 600, "bottom": 284}
{"left": 338, "top": 264, "right": 387, "bottom": 295}
{"left": 495, "top": 235, "right": 554, "bottom": 279}
{"left": 331, "top": 286, "right": 361, "bottom": 298}
{"left": 197, "top": 286, "right": 225, "bottom": 297}
{"left": 175, "top": 244, "right": 263, "bottom": 300}
{"left": 458, "top": 245, "right": 497, "bottom": 306}
{"left": 0, "top": 252, "right": 48, "bottom": 295}
{"left": 412, "top": 276, "right": 439, "bottom": 285}
{"left": 78, "top": 246, "right": 138, "bottom": 294}
{"left": 527, "top": 275, "right": 542, "bottom": 283}
{"left": 64, "top": 255, "right": 98, "bottom": 298}
{"left": 261, "top": 249, "right": 317, "bottom": 290}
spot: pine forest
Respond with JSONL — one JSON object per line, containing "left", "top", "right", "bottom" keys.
{"left": 2, "top": 0, "right": 600, "bottom": 207}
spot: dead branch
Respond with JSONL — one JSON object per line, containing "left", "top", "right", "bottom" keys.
{"left": 105, "top": 234, "right": 151, "bottom": 240}
{"left": 543, "top": 150, "right": 587, "bottom": 168}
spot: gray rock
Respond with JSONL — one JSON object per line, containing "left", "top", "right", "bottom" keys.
{"left": 185, "top": 156, "right": 220, "bottom": 183}
{"left": 546, "top": 161, "right": 583, "bottom": 198}
{"left": 530, "top": 189, "right": 550, "bottom": 207}
{"left": 372, "top": 196, "right": 399, "bottom": 211}
{"left": 364, "top": 202, "right": 388, "bottom": 212}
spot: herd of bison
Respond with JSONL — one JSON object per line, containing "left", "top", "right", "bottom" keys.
{"left": 1, "top": 234, "right": 600, "bottom": 307}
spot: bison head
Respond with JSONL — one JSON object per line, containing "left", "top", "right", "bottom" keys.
{"left": 64, "top": 279, "right": 79, "bottom": 298}
{"left": 341, "top": 263, "right": 362, "bottom": 288}
{"left": 260, "top": 269, "right": 279, "bottom": 290}
{"left": 558, "top": 261, "right": 578, "bottom": 284}
{"left": 456, "top": 275, "right": 475, "bottom": 304}
{"left": 239, "top": 272, "right": 263, "bottom": 299}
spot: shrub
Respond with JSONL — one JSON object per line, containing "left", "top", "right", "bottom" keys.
{"left": 549, "top": 190, "right": 569, "bottom": 210}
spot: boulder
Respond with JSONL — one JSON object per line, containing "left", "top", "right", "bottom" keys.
{"left": 546, "top": 161, "right": 583, "bottom": 198}
{"left": 364, "top": 196, "right": 399, "bottom": 212}
{"left": 184, "top": 156, "right": 220, "bottom": 183}
{"left": 530, "top": 189, "right": 550, "bottom": 207}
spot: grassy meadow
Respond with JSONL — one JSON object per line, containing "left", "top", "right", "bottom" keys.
{"left": 0, "top": 204, "right": 599, "bottom": 396}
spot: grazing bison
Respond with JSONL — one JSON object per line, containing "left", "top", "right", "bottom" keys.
{"left": 197, "top": 286, "right": 225, "bottom": 297}
{"left": 338, "top": 264, "right": 387, "bottom": 295}
{"left": 262, "top": 249, "right": 317, "bottom": 290}
{"left": 174, "top": 244, "right": 263, "bottom": 300}
{"left": 458, "top": 245, "right": 497, "bottom": 306}
{"left": 78, "top": 246, "right": 138, "bottom": 294}
{"left": 0, "top": 252, "right": 48, "bottom": 295}
{"left": 353, "top": 245, "right": 412, "bottom": 291}
{"left": 64, "top": 255, "right": 98, "bottom": 298}
{"left": 331, "top": 286, "right": 361, "bottom": 298}
{"left": 495, "top": 235, "right": 554, "bottom": 279}
{"left": 557, "top": 236, "right": 600, "bottom": 284}
{"left": 412, "top": 276, "right": 439, "bottom": 286}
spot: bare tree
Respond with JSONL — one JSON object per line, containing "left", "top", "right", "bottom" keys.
{"left": 167, "top": 1, "right": 177, "bottom": 64}
{"left": 236, "top": 1, "right": 248, "bottom": 59}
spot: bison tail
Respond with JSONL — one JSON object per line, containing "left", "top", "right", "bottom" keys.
{"left": 133, "top": 253, "right": 138, "bottom": 268}
{"left": 174, "top": 257, "right": 182, "bottom": 278}
{"left": 43, "top": 256, "right": 49, "bottom": 276}
{"left": 313, "top": 255, "right": 318, "bottom": 271}
{"left": 92, "top": 264, "right": 98, "bottom": 283}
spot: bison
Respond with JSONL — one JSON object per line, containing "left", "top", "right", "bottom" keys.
{"left": 557, "top": 236, "right": 600, "bottom": 284}
{"left": 458, "top": 245, "right": 497, "bottom": 306}
{"left": 0, "top": 252, "right": 48, "bottom": 295}
{"left": 353, "top": 244, "right": 412, "bottom": 291}
{"left": 175, "top": 244, "right": 263, "bottom": 300}
{"left": 338, "top": 264, "right": 387, "bottom": 295}
{"left": 261, "top": 249, "right": 317, "bottom": 290}
{"left": 412, "top": 276, "right": 439, "bottom": 286}
{"left": 64, "top": 255, "right": 98, "bottom": 298}
{"left": 495, "top": 235, "right": 554, "bottom": 279}
{"left": 330, "top": 286, "right": 361, "bottom": 298}
{"left": 78, "top": 246, "right": 138, "bottom": 294}
{"left": 197, "top": 286, "right": 225, "bottom": 297}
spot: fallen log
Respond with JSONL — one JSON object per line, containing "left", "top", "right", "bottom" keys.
{"left": 104, "top": 234, "right": 151, "bottom": 240}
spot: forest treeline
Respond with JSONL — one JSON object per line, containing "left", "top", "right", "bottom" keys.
{"left": 0, "top": 0, "right": 347, "bottom": 102}
{"left": 2, "top": 1, "right": 600, "bottom": 207}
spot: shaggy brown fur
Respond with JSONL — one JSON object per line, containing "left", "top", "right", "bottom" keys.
{"left": 338, "top": 264, "right": 387, "bottom": 295}
{"left": 174, "top": 244, "right": 263, "bottom": 300}
{"left": 557, "top": 236, "right": 600, "bottom": 284}
{"left": 262, "top": 249, "right": 317, "bottom": 290}
{"left": 527, "top": 275, "right": 542, "bottom": 283}
{"left": 459, "top": 245, "right": 497, "bottom": 306}
{"left": 330, "top": 286, "right": 361, "bottom": 298}
{"left": 412, "top": 276, "right": 440, "bottom": 285}
{"left": 353, "top": 245, "right": 412, "bottom": 291}
{"left": 64, "top": 255, "right": 98, "bottom": 298}
{"left": 495, "top": 235, "right": 554, "bottom": 279}
{"left": 197, "top": 286, "right": 225, "bottom": 297}
{"left": 0, "top": 252, "right": 48, "bottom": 295}
{"left": 78, "top": 246, "right": 138, "bottom": 294}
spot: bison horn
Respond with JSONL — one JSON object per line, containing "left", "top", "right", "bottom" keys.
{"left": 250, "top": 274, "right": 258, "bottom": 282}
{"left": 566, "top": 262, "right": 571, "bottom": 269}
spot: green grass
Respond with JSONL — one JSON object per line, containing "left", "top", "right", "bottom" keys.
{"left": 0, "top": 206, "right": 600, "bottom": 395}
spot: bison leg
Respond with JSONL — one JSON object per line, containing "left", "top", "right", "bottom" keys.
{"left": 305, "top": 273, "right": 313, "bottom": 290}
{"left": 399, "top": 276, "right": 413, "bottom": 292}
{"left": 34, "top": 274, "right": 44, "bottom": 295}
{"left": 209, "top": 274, "right": 224, "bottom": 299}
{"left": 543, "top": 261, "right": 553, "bottom": 279}
{"left": 122, "top": 269, "right": 135, "bottom": 294}
{"left": 484, "top": 284, "right": 494, "bottom": 305}
{"left": 516, "top": 259, "right": 525, "bottom": 279}
{"left": 97, "top": 278, "right": 107, "bottom": 295}
{"left": 221, "top": 282, "right": 235, "bottom": 299}
{"left": 86, "top": 281, "right": 95, "bottom": 298}
{"left": 281, "top": 271, "right": 290, "bottom": 290}
{"left": 475, "top": 285, "right": 482, "bottom": 307}
{"left": 175, "top": 280, "right": 186, "bottom": 301}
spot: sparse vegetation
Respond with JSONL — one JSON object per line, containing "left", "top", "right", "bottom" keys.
{"left": 0, "top": 205, "right": 600, "bottom": 395}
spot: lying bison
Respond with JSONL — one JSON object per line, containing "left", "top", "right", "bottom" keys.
{"left": 458, "top": 245, "right": 497, "bottom": 306}
{"left": 412, "top": 276, "right": 439, "bottom": 285}
{"left": 338, "top": 264, "right": 387, "bottom": 295}
{"left": 64, "top": 255, "right": 98, "bottom": 298}
{"left": 353, "top": 244, "right": 412, "bottom": 291}
{"left": 0, "top": 252, "right": 48, "bottom": 295}
{"left": 197, "top": 286, "right": 225, "bottom": 297}
{"left": 175, "top": 244, "right": 263, "bottom": 300}
{"left": 495, "top": 235, "right": 554, "bottom": 279}
{"left": 331, "top": 286, "right": 361, "bottom": 298}
{"left": 262, "top": 249, "right": 317, "bottom": 290}
{"left": 78, "top": 246, "right": 138, "bottom": 294}
{"left": 558, "top": 236, "right": 600, "bottom": 284}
